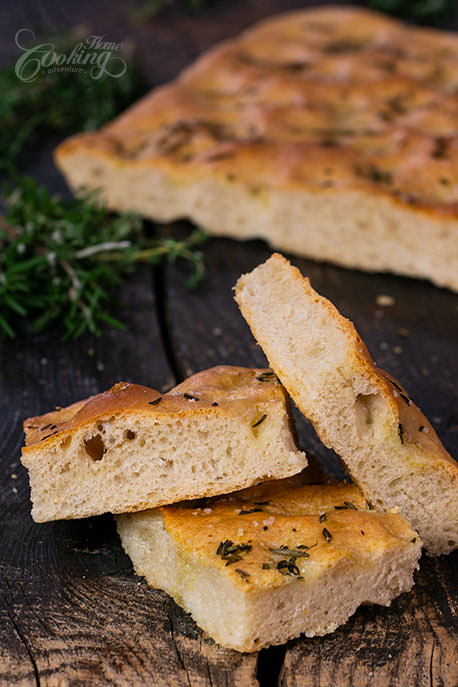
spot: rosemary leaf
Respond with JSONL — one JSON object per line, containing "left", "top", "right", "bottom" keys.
{"left": 0, "top": 176, "right": 206, "bottom": 339}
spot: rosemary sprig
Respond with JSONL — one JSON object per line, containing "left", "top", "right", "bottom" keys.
{"left": 0, "top": 177, "right": 206, "bottom": 339}
{"left": 0, "top": 32, "right": 144, "bottom": 170}
{"left": 131, "top": 0, "right": 212, "bottom": 22}
{"left": 367, "top": 0, "right": 452, "bottom": 23}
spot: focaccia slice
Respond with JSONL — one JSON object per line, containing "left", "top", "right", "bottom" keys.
{"left": 235, "top": 254, "right": 458, "bottom": 555}
{"left": 55, "top": 6, "right": 458, "bottom": 291}
{"left": 116, "top": 480, "right": 421, "bottom": 652}
{"left": 21, "top": 365, "right": 307, "bottom": 522}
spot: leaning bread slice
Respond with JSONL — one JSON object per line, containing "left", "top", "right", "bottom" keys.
{"left": 21, "top": 365, "right": 307, "bottom": 522}
{"left": 235, "top": 254, "right": 458, "bottom": 556}
{"left": 116, "top": 480, "right": 421, "bottom": 652}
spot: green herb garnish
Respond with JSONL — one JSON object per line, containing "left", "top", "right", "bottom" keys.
{"left": 269, "top": 545, "right": 310, "bottom": 559}
{"left": 252, "top": 414, "right": 267, "bottom": 428}
{"left": 216, "top": 540, "right": 252, "bottom": 566}
{"left": 0, "top": 177, "right": 206, "bottom": 339}
{"left": 334, "top": 502, "right": 357, "bottom": 511}
{"left": 0, "top": 32, "right": 144, "bottom": 170}
{"left": 256, "top": 372, "right": 276, "bottom": 382}
{"left": 398, "top": 422, "right": 405, "bottom": 444}
{"left": 277, "top": 559, "right": 301, "bottom": 577}
{"left": 183, "top": 393, "right": 199, "bottom": 401}
{"left": 235, "top": 568, "right": 250, "bottom": 581}
{"left": 322, "top": 528, "right": 332, "bottom": 543}
{"left": 269, "top": 544, "right": 310, "bottom": 578}
{"left": 238, "top": 508, "right": 263, "bottom": 515}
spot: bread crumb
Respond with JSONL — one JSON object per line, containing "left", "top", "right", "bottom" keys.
{"left": 393, "top": 346, "right": 403, "bottom": 354}
{"left": 398, "top": 328, "right": 409, "bottom": 337}
{"left": 376, "top": 294, "right": 395, "bottom": 307}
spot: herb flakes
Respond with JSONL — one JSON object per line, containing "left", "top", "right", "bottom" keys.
{"left": 334, "top": 502, "right": 357, "bottom": 511}
{"left": 216, "top": 539, "right": 252, "bottom": 566}
{"left": 235, "top": 568, "right": 250, "bottom": 581}
{"left": 269, "top": 545, "right": 310, "bottom": 559}
{"left": 252, "top": 414, "right": 267, "bottom": 428}
{"left": 149, "top": 397, "right": 162, "bottom": 406}
{"left": 238, "top": 508, "right": 264, "bottom": 516}
{"left": 322, "top": 528, "right": 333, "bottom": 543}
{"left": 256, "top": 372, "right": 276, "bottom": 382}
{"left": 277, "top": 559, "right": 301, "bottom": 577}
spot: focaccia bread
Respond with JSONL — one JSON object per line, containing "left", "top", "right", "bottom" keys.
{"left": 235, "top": 254, "right": 458, "bottom": 556}
{"left": 116, "top": 480, "right": 421, "bottom": 652}
{"left": 55, "top": 6, "right": 458, "bottom": 291}
{"left": 21, "top": 366, "right": 307, "bottom": 522}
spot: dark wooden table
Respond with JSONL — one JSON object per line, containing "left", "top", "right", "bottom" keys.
{"left": 1, "top": 2, "right": 457, "bottom": 685}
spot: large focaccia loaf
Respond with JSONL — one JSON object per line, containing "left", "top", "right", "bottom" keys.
{"left": 117, "top": 479, "right": 421, "bottom": 652}
{"left": 235, "top": 254, "right": 458, "bottom": 556}
{"left": 21, "top": 365, "right": 307, "bottom": 522}
{"left": 55, "top": 6, "right": 458, "bottom": 291}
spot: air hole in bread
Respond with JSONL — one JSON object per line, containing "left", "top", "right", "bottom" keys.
{"left": 97, "top": 423, "right": 104, "bottom": 432}
{"left": 354, "top": 393, "right": 381, "bottom": 436}
{"left": 83, "top": 434, "right": 106, "bottom": 461}
{"left": 60, "top": 436, "right": 71, "bottom": 450}
{"left": 125, "top": 430, "right": 136, "bottom": 440}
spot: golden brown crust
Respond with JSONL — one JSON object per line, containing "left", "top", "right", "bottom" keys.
{"left": 161, "top": 481, "right": 419, "bottom": 591}
{"left": 56, "top": 6, "right": 458, "bottom": 218}
{"left": 22, "top": 366, "right": 283, "bottom": 453}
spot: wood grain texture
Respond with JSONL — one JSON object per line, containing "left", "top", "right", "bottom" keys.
{"left": 279, "top": 554, "right": 458, "bottom": 687}
{"left": 0, "top": 267, "right": 259, "bottom": 687}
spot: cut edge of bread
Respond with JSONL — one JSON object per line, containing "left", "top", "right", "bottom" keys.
{"left": 54, "top": 148, "right": 458, "bottom": 292}
{"left": 235, "top": 253, "right": 458, "bottom": 556}
{"left": 116, "top": 481, "right": 421, "bottom": 652}
{"left": 21, "top": 366, "right": 307, "bottom": 522}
